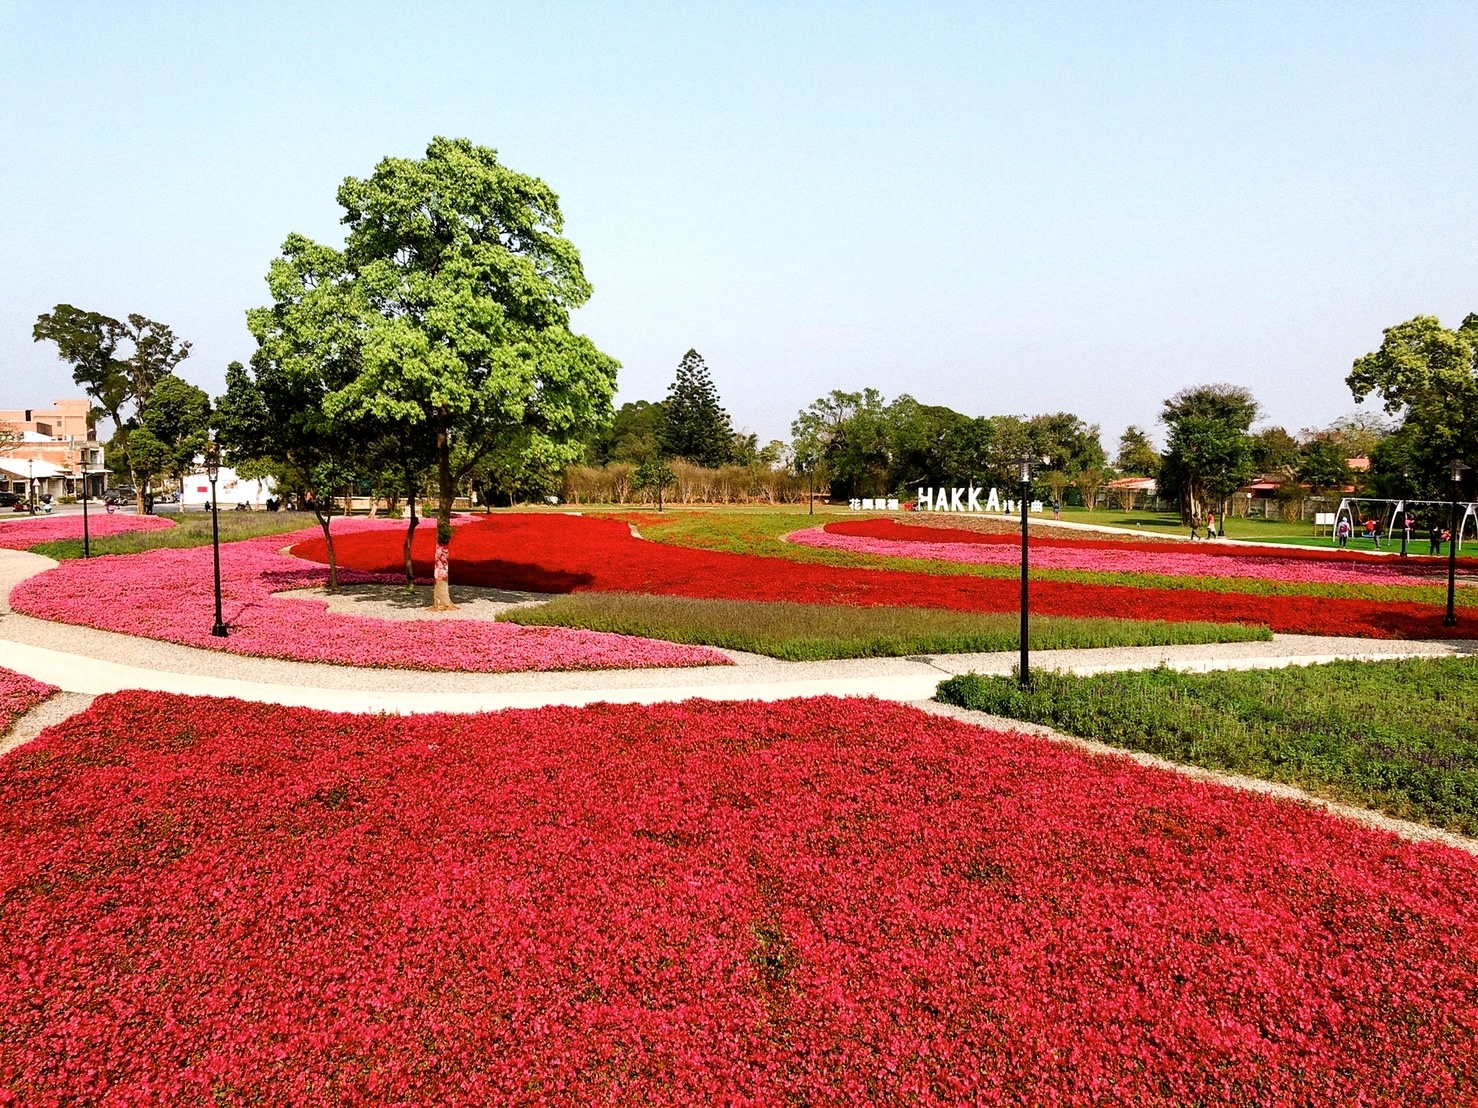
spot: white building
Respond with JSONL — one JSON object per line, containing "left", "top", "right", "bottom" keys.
{"left": 180, "top": 462, "right": 275, "bottom": 510}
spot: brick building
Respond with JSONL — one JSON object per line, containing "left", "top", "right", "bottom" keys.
{"left": 0, "top": 399, "right": 106, "bottom": 501}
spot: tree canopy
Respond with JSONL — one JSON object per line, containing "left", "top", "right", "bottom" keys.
{"left": 248, "top": 137, "right": 618, "bottom": 607}
{"left": 1114, "top": 426, "right": 1161, "bottom": 478}
{"left": 659, "top": 350, "right": 733, "bottom": 467}
{"left": 1159, "top": 384, "right": 1259, "bottom": 521}
{"left": 32, "top": 305, "right": 193, "bottom": 512}
{"left": 1348, "top": 314, "right": 1478, "bottom": 494}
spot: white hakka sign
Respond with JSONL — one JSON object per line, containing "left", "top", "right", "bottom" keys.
{"left": 914, "top": 487, "right": 1043, "bottom": 514}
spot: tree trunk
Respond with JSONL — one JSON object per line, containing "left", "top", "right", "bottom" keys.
{"left": 131, "top": 463, "right": 147, "bottom": 516}
{"left": 314, "top": 504, "right": 339, "bottom": 592}
{"left": 431, "top": 416, "right": 455, "bottom": 609}
{"left": 403, "top": 489, "right": 418, "bottom": 589}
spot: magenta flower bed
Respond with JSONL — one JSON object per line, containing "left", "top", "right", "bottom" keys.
{"left": 0, "top": 667, "right": 54, "bottom": 734}
{"left": 792, "top": 525, "right": 1450, "bottom": 585}
{"left": 2, "top": 693, "right": 1475, "bottom": 1103}
{"left": 7, "top": 521, "right": 729, "bottom": 672}
{"left": 0, "top": 513, "right": 174, "bottom": 550}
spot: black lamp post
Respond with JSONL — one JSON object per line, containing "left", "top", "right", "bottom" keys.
{"left": 1400, "top": 469, "right": 1410, "bottom": 557}
{"left": 1444, "top": 459, "right": 1468, "bottom": 627}
{"left": 1010, "top": 455, "right": 1049, "bottom": 689}
{"left": 77, "top": 462, "right": 91, "bottom": 558}
{"left": 206, "top": 446, "right": 228, "bottom": 637}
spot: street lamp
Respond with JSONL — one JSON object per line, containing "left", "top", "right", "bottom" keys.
{"left": 206, "top": 446, "right": 228, "bottom": 637}
{"left": 76, "top": 460, "right": 91, "bottom": 558}
{"left": 26, "top": 458, "right": 34, "bottom": 515}
{"left": 1010, "top": 455, "right": 1050, "bottom": 689}
{"left": 1400, "top": 469, "right": 1410, "bottom": 557}
{"left": 1444, "top": 459, "right": 1468, "bottom": 627}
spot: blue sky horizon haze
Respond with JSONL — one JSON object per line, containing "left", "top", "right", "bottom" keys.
{"left": 3, "top": 1, "right": 1476, "bottom": 453}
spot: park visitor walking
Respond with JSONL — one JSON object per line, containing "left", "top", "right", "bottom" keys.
{"left": 1336, "top": 517, "right": 1351, "bottom": 548}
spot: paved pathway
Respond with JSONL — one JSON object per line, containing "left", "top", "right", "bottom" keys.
{"left": 1, "top": 548, "right": 1471, "bottom": 715}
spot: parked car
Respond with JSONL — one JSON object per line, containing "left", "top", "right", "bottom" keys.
{"left": 107, "top": 486, "right": 138, "bottom": 503}
{"left": 0, "top": 491, "right": 21, "bottom": 508}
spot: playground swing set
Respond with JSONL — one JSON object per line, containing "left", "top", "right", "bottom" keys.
{"left": 1326, "top": 496, "right": 1478, "bottom": 551}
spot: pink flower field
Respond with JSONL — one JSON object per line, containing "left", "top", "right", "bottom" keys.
{"left": 2, "top": 693, "right": 1476, "bottom": 1104}
{"left": 0, "top": 666, "right": 54, "bottom": 735}
{"left": 0, "top": 513, "right": 174, "bottom": 550}
{"left": 7, "top": 521, "right": 729, "bottom": 672}
{"left": 791, "top": 523, "right": 1452, "bottom": 586}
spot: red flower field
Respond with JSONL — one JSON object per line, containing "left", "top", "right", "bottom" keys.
{"left": 0, "top": 666, "right": 54, "bottom": 735}
{"left": 825, "top": 516, "right": 1478, "bottom": 570}
{"left": 2, "top": 693, "right": 1475, "bottom": 1104}
{"left": 298, "top": 513, "right": 1472, "bottom": 639}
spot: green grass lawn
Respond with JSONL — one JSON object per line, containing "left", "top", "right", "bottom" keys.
{"left": 30, "top": 511, "right": 324, "bottom": 559}
{"left": 500, "top": 592, "right": 1271, "bottom": 661}
{"left": 936, "top": 657, "right": 1478, "bottom": 835}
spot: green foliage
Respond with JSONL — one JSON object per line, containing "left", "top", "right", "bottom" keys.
{"left": 237, "top": 229, "right": 373, "bottom": 546}
{"left": 632, "top": 456, "right": 675, "bottom": 502}
{"left": 791, "top": 389, "right": 891, "bottom": 498}
{"left": 1114, "top": 425, "right": 1161, "bottom": 478}
{"left": 659, "top": 350, "right": 733, "bottom": 467}
{"left": 31, "top": 305, "right": 129, "bottom": 425}
{"left": 500, "top": 592, "right": 1268, "bottom": 661}
{"left": 1250, "top": 426, "right": 1299, "bottom": 474}
{"left": 936, "top": 658, "right": 1478, "bottom": 835}
{"left": 330, "top": 138, "right": 617, "bottom": 534}
{"left": 786, "top": 390, "right": 1108, "bottom": 501}
{"left": 33, "top": 306, "right": 193, "bottom": 511}
{"left": 1159, "top": 384, "right": 1259, "bottom": 520}
{"left": 590, "top": 400, "right": 665, "bottom": 465}
{"left": 1348, "top": 314, "right": 1478, "bottom": 489}
{"left": 1296, "top": 436, "right": 1352, "bottom": 497}
{"left": 133, "top": 375, "right": 211, "bottom": 489}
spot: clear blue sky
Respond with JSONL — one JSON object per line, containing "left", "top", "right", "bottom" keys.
{"left": 3, "top": 1, "right": 1476, "bottom": 451}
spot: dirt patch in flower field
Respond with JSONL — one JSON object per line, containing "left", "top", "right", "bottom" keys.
{"left": 274, "top": 582, "right": 557, "bottom": 621}
{"left": 3, "top": 692, "right": 1477, "bottom": 1103}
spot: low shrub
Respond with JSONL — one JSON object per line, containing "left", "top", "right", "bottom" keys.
{"left": 937, "top": 657, "right": 1478, "bottom": 834}
{"left": 501, "top": 592, "right": 1270, "bottom": 660}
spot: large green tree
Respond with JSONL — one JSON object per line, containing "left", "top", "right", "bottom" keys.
{"left": 234, "top": 233, "right": 375, "bottom": 590}
{"left": 791, "top": 389, "right": 890, "bottom": 499}
{"left": 659, "top": 350, "right": 733, "bottom": 467}
{"left": 128, "top": 375, "right": 212, "bottom": 498}
{"left": 32, "top": 306, "right": 192, "bottom": 513}
{"left": 1348, "top": 314, "right": 1478, "bottom": 492}
{"left": 1296, "top": 437, "right": 1353, "bottom": 501}
{"left": 1159, "top": 384, "right": 1259, "bottom": 522}
{"left": 322, "top": 136, "right": 618, "bottom": 608}
{"left": 1114, "top": 425, "right": 1161, "bottom": 478}
{"left": 590, "top": 400, "right": 665, "bottom": 465}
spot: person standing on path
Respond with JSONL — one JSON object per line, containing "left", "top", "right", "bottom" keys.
{"left": 1430, "top": 522, "right": 1442, "bottom": 555}
{"left": 1336, "top": 517, "right": 1351, "bottom": 549}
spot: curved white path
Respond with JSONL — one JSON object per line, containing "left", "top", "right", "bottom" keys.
{"left": 1, "top": 548, "right": 1471, "bottom": 715}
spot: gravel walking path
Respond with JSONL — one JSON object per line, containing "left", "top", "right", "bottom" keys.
{"left": 2, "top": 547, "right": 1470, "bottom": 714}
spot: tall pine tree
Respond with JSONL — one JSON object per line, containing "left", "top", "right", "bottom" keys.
{"left": 659, "top": 349, "right": 733, "bottom": 467}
